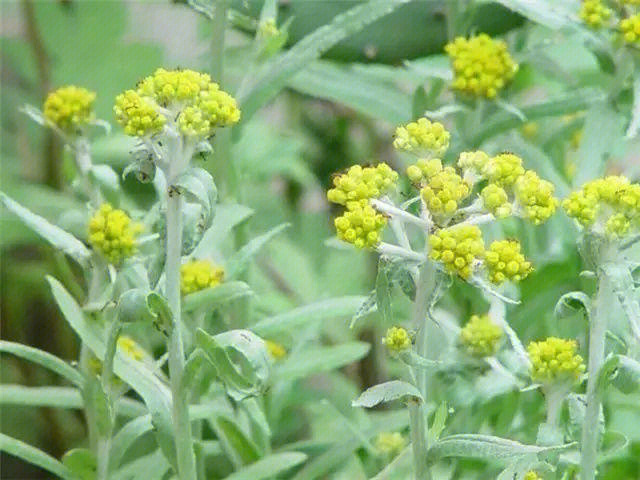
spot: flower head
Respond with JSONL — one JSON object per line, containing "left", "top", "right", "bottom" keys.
{"left": 327, "top": 163, "right": 398, "bottom": 206}
{"left": 375, "top": 432, "right": 407, "bottom": 457}
{"left": 514, "top": 170, "right": 558, "bottom": 225}
{"left": 334, "top": 200, "right": 387, "bottom": 249}
{"left": 265, "top": 340, "right": 287, "bottom": 360}
{"left": 420, "top": 167, "right": 471, "bottom": 218}
{"left": 457, "top": 151, "right": 490, "bottom": 183}
{"left": 528, "top": 337, "right": 585, "bottom": 385}
{"left": 180, "top": 259, "right": 225, "bottom": 296}
{"left": 43, "top": 86, "right": 96, "bottom": 134}
{"left": 524, "top": 472, "right": 542, "bottom": 480}
{"left": 117, "top": 336, "right": 146, "bottom": 361}
{"left": 620, "top": 14, "right": 640, "bottom": 45}
{"left": 393, "top": 118, "right": 450, "bottom": 157}
{"left": 485, "top": 239, "right": 532, "bottom": 284}
{"left": 481, "top": 184, "right": 512, "bottom": 218}
{"left": 580, "top": 0, "right": 612, "bottom": 28}
{"left": 445, "top": 34, "right": 518, "bottom": 99}
{"left": 88, "top": 203, "right": 142, "bottom": 264}
{"left": 114, "top": 90, "right": 166, "bottom": 137}
{"left": 483, "top": 153, "right": 525, "bottom": 187}
{"left": 429, "top": 225, "right": 485, "bottom": 279}
{"left": 383, "top": 326, "right": 411, "bottom": 353}
{"left": 460, "top": 314, "right": 503, "bottom": 357}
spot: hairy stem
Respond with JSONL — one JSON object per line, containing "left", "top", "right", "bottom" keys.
{"left": 580, "top": 271, "right": 612, "bottom": 480}
{"left": 408, "top": 399, "right": 428, "bottom": 480}
{"left": 166, "top": 191, "right": 197, "bottom": 480}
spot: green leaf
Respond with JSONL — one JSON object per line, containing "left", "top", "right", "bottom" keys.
{"left": 62, "top": 448, "right": 97, "bottom": 480}
{"left": 117, "top": 288, "right": 155, "bottom": 324}
{"left": 275, "top": 342, "right": 370, "bottom": 382}
{"left": 287, "top": 61, "right": 411, "bottom": 124}
{"left": 399, "top": 351, "right": 441, "bottom": 370}
{"left": 554, "top": 291, "right": 592, "bottom": 320}
{"left": 193, "top": 203, "right": 253, "bottom": 258}
{"left": 376, "top": 259, "right": 393, "bottom": 324}
{"left": 112, "top": 449, "right": 170, "bottom": 480}
{"left": 47, "top": 277, "right": 177, "bottom": 470}
{"left": 350, "top": 291, "right": 378, "bottom": 328}
{"left": 89, "top": 164, "right": 121, "bottom": 205}
{"left": 599, "top": 431, "right": 628, "bottom": 462}
{"left": 224, "top": 452, "right": 308, "bottom": 480}
{"left": 175, "top": 167, "right": 217, "bottom": 231}
{"left": 227, "top": 223, "right": 289, "bottom": 279}
{"left": 428, "top": 402, "right": 449, "bottom": 444}
{"left": 146, "top": 291, "right": 173, "bottom": 336}
{"left": 237, "top": 0, "right": 411, "bottom": 123}
{"left": 183, "top": 281, "right": 253, "bottom": 313}
{"left": 0, "top": 340, "right": 83, "bottom": 387}
{"left": 86, "top": 377, "right": 113, "bottom": 436}
{"left": 352, "top": 380, "right": 422, "bottom": 408}
{"left": 599, "top": 355, "right": 640, "bottom": 394}
{"left": 212, "top": 415, "right": 261, "bottom": 468}
{"left": 0, "top": 433, "right": 74, "bottom": 480}
{"left": 428, "top": 434, "right": 574, "bottom": 462}
{"left": 489, "top": 0, "right": 576, "bottom": 29}
{"left": 253, "top": 296, "right": 367, "bottom": 336}
{"left": 0, "top": 192, "right": 90, "bottom": 264}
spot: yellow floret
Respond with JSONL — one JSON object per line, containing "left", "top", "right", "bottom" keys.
{"left": 457, "top": 151, "right": 490, "bottom": 182}
{"left": 524, "top": 472, "right": 542, "bottom": 480}
{"left": 483, "top": 153, "right": 525, "bottom": 187}
{"left": 580, "top": 0, "right": 612, "bottom": 28}
{"left": 460, "top": 314, "right": 503, "bottom": 357}
{"left": 445, "top": 34, "right": 518, "bottom": 99}
{"left": 265, "top": 340, "right": 287, "bottom": 360}
{"left": 485, "top": 239, "right": 532, "bottom": 284}
{"left": 180, "top": 259, "right": 225, "bottom": 296}
{"left": 375, "top": 432, "right": 407, "bottom": 457}
{"left": 514, "top": 170, "right": 558, "bottom": 225}
{"left": 393, "top": 118, "right": 450, "bottom": 157}
{"left": 383, "top": 326, "right": 411, "bottom": 353}
{"left": 429, "top": 225, "right": 485, "bottom": 279}
{"left": 117, "top": 336, "right": 146, "bottom": 361}
{"left": 420, "top": 167, "right": 470, "bottom": 217}
{"left": 406, "top": 158, "right": 443, "bottom": 184}
{"left": 481, "top": 183, "right": 512, "bottom": 218}
{"left": 334, "top": 200, "right": 387, "bottom": 249}
{"left": 528, "top": 337, "right": 585, "bottom": 384}
{"left": 620, "top": 14, "right": 640, "bottom": 45}
{"left": 88, "top": 203, "right": 142, "bottom": 264}
{"left": 43, "top": 86, "right": 96, "bottom": 133}
{"left": 137, "top": 68, "right": 211, "bottom": 106}
{"left": 114, "top": 90, "right": 166, "bottom": 137}
{"left": 327, "top": 163, "right": 398, "bottom": 206}
{"left": 195, "top": 82, "right": 241, "bottom": 129}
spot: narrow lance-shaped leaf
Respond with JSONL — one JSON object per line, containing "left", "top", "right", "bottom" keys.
{"left": 226, "top": 223, "right": 289, "bottom": 279}
{"left": 276, "top": 342, "right": 370, "bottom": 382}
{"left": 352, "top": 380, "right": 422, "bottom": 408}
{"left": 223, "top": 452, "right": 308, "bottom": 480}
{"left": 183, "top": 281, "right": 253, "bottom": 313}
{"left": 0, "top": 433, "right": 75, "bottom": 480}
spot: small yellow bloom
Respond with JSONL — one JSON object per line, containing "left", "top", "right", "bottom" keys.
{"left": 524, "top": 471, "right": 542, "bottom": 480}
{"left": 620, "top": 14, "right": 640, "bottom": 46}
{"left": 327, "top": 163, "right": 398, "bottom": 206}
{"left": 334, "top": 200, "right": 387, "bottom": 249}
{"left": 521, "top": 122, "right": 539, "bottom": 139}
{"left": 265, "top": 340, "right": 287, "bottom": 360}
{"left": 383, "top": 326, "right": 411, "bottom": 353}
{"left": 88, "top": 203, "right": 142, "bottom": 264}
{"left": 460, "top": 314, "right": 503, "bottom": 357}
{"left": 375, "top": 431, "right": 407, "bottom": 457}
{"left": 43, "top": 86, "right": 96, "bottom": 134}
{"left": 420, "top": 167, "right": 470, "bottom": 218}
{"left": 393, "top": 118, "right": 450, "bottom": 157}
{"left": 445, "top": 34, "right": 518, "bottom": 99}
{"left": 514, "top": 170, "right": 558, "bottom": 225}
{"left": 180, "top": 259, "right": 225, "bottom": 296}
{"left": 429, "top": 225, "right": 485, "bottom": 279}
{"left": 528, "top": 337, "right": 585, "bottom": 385}
{"left": 483, "top": 153, "right": 525, "bottom": 187}
{"left": 117, "top": 336, "right": 146, "bottom": 361}
{"left": 485, "top": 239, "right": 532, "bottom": 284}
{"left": 258, "top": 18, "right": 279, "bottom": 39}
{"left": 481, "top": 183, "right": 512, "bottom": 218}
{"left": 580, "top": 0, "right": 612, "bottom": 28}
{"left": 114, "top": 90, "right": 165, "bottom": 137}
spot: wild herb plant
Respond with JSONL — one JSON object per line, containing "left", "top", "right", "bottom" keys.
{"left": 1, "top": 1, "right": 640, "bottom": 480}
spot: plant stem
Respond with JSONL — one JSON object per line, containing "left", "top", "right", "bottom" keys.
{"left": 580, "top": 270, "right": 612, "bottom": 480}
{"left": 166, "top": 190, "right": 197, "bottom": 480}
{"left": 408, "top": 259, "right": 438, "bottom": 480}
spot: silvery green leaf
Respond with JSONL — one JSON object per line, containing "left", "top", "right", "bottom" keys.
{"left": 599, "top": 354, "right": 640, "bottom": 394}
{"left": 214, "top": 329, "right": 271, "bottom": 395}
{"left": 193, "top": 203, "right": 253, "bottom": 258}
{"left": 487, "top": 0, "right": 577, "bottom": 29}
{"left": 496, "top": 99, "right": 527, "bottom": 121}
{"left": 182, "top": 281, "right": 253, "bottom": 313}
{"left": 566, "top": 393, "right": 604, "bottom": 443}
{"left": 626, "top": 76, "right": 640, "bottom": 138}
{"left": 117, "top": 288, "right": 155, "bottom": 324}
{"left": 21, "top": 104, "right": 49, "bottom": 126}
{"left": 0, "top": 433, "right": 74, "bottom": 480}
{"left": 470, "top": 276, "right": 520, "bottom": 304}
{"left": 146, "top": 292, "right": 173, "bottom": 336}
{"left": 399, "top": 351, "right": 441, "bottom": 370}
{"left": 211, "top": 415, "right": 261, "bottom": 468}
{"left": 352, "top": 380, "right": 422, "bottom": 408}
{"left": 376, "top": 258, "right": 393, "bottom": 324}
{"left": 0, "top": 193, "right": 90, "bottom": 264}
{"left": 428, "top": 402, "right": 449, "bottom": 444}
{"left": 122, "top": 156, "right": 156, "bottom": 184}
{"left": 90, "top": 118, "right": 112, "bottom": 135}
{"left": 62, "top": 448, "right": 97, "bottom": 480}
{"left": 350, "top": 290, "right": 377, "bottom": 328}
{"left": 226, "top": 223, "right": 290, "bottom": 279}
{"left": 224, "top": 452, "right": 308, "bottom": 480}
{"left": 88, "top": 165, "right": 120, "bottom": 205}
{"left": 555, "top": 291, "right": 592, "bottom": 320}
{"left": 86, "top": 378, "right": 113, "bottom": 436}
{"left": 599, "top": 431, "right": 628, "bottom": 462}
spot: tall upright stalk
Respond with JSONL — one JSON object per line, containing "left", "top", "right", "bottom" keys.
{"left": 580, "top": 269, "right": 612, "bottom": 480}
{"left": 165, "top": 190, "right": 197, "bottom": 480}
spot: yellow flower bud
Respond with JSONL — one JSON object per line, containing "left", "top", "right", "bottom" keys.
{"left": 375, "top": 432, "right": 407, "bottom": 457}
{"left": 514, "top": 170, "right": 558, "bottom": 225}
{"left": 117, "top": 336, "right": 146, "bottom": 361}
{"left": 528, "top": 337, "right": 585, "bottom": 385}
{"left": 88, "top": 203, "right": 142, "bottom": 264}
{"left": 114, "top": 90, "right": 165, "bottom": 137}
{"left": 524, "top": 471, "right": 542, "bottom": 480}
{"left": 334, "top": 200, "right": 387, "bottom": 249}
{"left": 483, "top": 153, "right": 525, "bottom": 187}
{"left": 420, "top": 167, "right": 470, "bottom": 218}
{"left": 383, "top": 326, "right": 411, "bottom": 353}
{"left": 43, "top": 86, "right": 96, "bottom": 134}
{"left": 485, "top": 239, "right": 532, "bottom": 284}
{"left": 620, "top": 14, "right": 640, "bottom": 46}
{"left": 265, "top": 340, "right": 287, "bottom": 360}
{"left": 580, "top": 0, "right": 612, "bottom": 28}
{"left": 445, "top": 34, "right": 518, "bottom": 99}
{"left": 180, "top": 259, "right": 225, "bottom": 296}
{"left": 460, "top": 314, "right": 503, "bottom": 357}
{"left": 327, "top": 163, "right": 398, "bottom": 206}
{"left": 481, "top": 183, "right": 512, "bottom": 218}
{"left": 457, "top": 151, "right": 490, "bottom": 182}
{"left": 393, "top": 118, "right": 450, "bottom": 156}
{"left": 429, "top": 225, "right": 485, "bottom": 279}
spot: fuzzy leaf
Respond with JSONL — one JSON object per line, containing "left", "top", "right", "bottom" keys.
{"left": 554, "top": 291, "right": 592, "bottom": 320}
{"left": 352, "top": 380, "right": 422, "bottom": 408}
{"left": 212, "top": 415, "right": 261, "bottom": 468}
{"left": 224, "top": 452, "right": 308, "bottom": 480}
{"left": 62, "top": 448, "right": 97, "bottom": 480}
{"left": 183, "top": 281, "right": 253, "bottom": 313}
{"left": 376, "top": 258, "right": 393, "bottom": 324}
{"left": 227, "top": 223, "right": 289, "bottom": 279}
{"left": 0, "top": 433, "right": 74, "bottom": 480}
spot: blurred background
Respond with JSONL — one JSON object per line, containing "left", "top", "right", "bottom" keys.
{"left": 2, "top": 1, "right": 640, "bottom": 478}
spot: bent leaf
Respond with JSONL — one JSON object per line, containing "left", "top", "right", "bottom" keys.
{"left": 352, "top": 380, "right": 422, "bottom": 408}
{"left": 0, "top": 433, "right": 74, "bottom": 480}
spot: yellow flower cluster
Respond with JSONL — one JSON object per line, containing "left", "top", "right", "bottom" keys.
{"left": 406, "top": 158, "right": 445, "bottom": 184}
{"left": 481, "top": 184, "right": 512, "bottom": 218}
{"left": 393, "top": 118, "right": 450, "bottom": 157}
{"left": 457, "top": 150, "right": 490, "bottom": 182}
{"left": 514, "top": 170, "right": 559, "bottom": 225}
{"left": 375, "top": 432, "right": 407, "bottom": 457}
{"left": 114, "top": 68, "right": 240, "bottom": 139}
{"left": 43, "top": 86, "right": 96, "bottom": 133}
{"left": 265, "top": 340, "right": 287, "bottom": 360}
{"left": 117, "top": 336, "right": 146, "bottom": 361}
{"left": 429, "top": 225, "right": 484, "bottom": 279}
{"left": 485, "top": 240, "right": 532, "bottom": 284}
{"left": 88, "top": 203, "right": 142, "bottom": 264}
{"left": 327, "top": 163, "right": 398, "bottom": 206}
{"left": 580, "top": 0, "right": 612, "bottom": 28}
{"left": 334, "top": 200, "right": 387, "bottom": 249}
{"left": 445, "top": 34, "right": 518, "bottom": 99}
{"left": 528, "top": 337, "right": 585, "bottom": 384}
{"left": 620, "top": 14, "right": 640, "bottom": 45}
{"left": 483, "top": 153, "right": 525, "bottom": 187}
{"left": 383, "top": 326, "right": 411, "bottom": 353}
{"left": 180, "top": 259, "right": 225, "bottom": 296}
{"left": 420, "top": 167, "right": 471, "bottom": 218}
{"left": 114, "top": 90, "right": 166, "bottom": 137}
{"left": 460, "top": 314, "right": 503, "bottom": 357}
{"left": 524, "top": 472, "right": 542, "bottom": 480}
{"left": 562, "top": 176, "right": 640, "bottom": 237}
